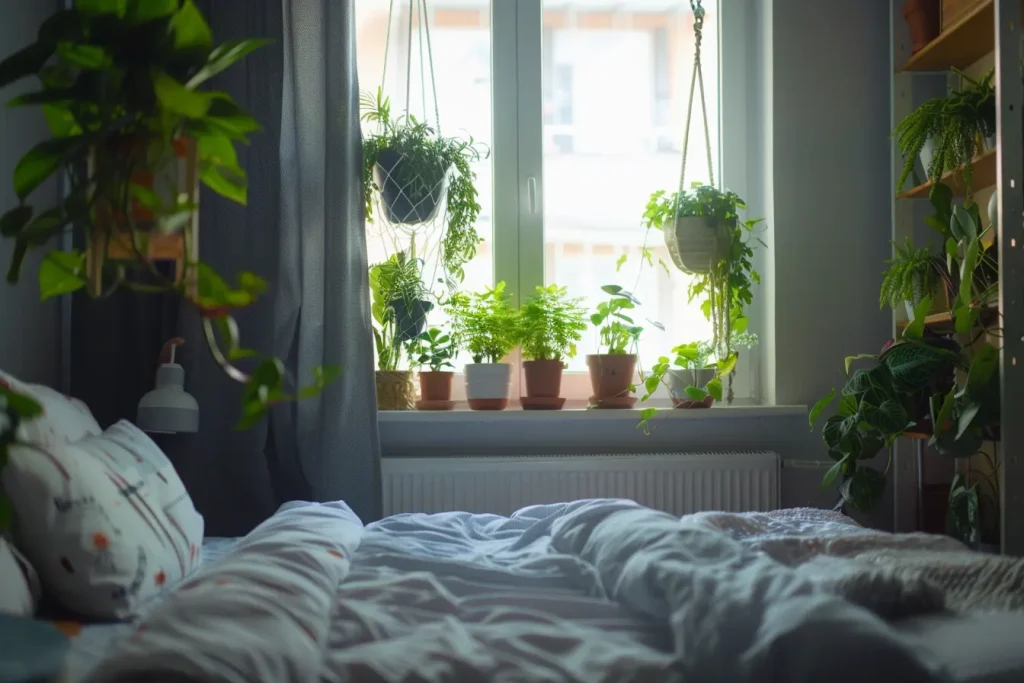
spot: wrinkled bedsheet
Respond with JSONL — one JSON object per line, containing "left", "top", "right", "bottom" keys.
{"left": 84, "top": 500, "right": 953, "bottom": 683}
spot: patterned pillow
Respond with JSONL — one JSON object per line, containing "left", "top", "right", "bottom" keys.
{"left": 2, "top": 420, "right": 204, "bottom": 619}
{"left": 0, "top": 370, "right": 101, "bottom": 447}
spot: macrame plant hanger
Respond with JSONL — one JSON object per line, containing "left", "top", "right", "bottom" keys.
{"left": 665, "top": 1, "right": 736, "bottom": 403}
{"left": 373, "top": 0, "right": 447, "bottom": 286}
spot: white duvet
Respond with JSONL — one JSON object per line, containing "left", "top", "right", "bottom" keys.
{"left": 85, "top": 499, "right": 956, "bottom": 683}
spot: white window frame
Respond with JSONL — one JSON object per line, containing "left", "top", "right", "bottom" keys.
{"left": 486, "top": 0, "right": 760, "bottom": 407}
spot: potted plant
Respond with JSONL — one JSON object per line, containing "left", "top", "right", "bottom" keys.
{"left": 410, "top": 327, "right": 456, "bottom": 410}
{"left": 586, "top": 284, "right": 643, "bottom": 408}
{"left": 643, "top": 184, "right": 762, "bottom": 404}
{"left": 894, "top": 69, "right": 995, "bottom": 196}
{"left": 360, "top": 88, "right": 487, "bottom": 280}
{"left": 880, "top": 238, "right": 954, "bottom": 318}
{"left": 518, "top": 284, "right": 588, "bottom": 410}
{"left": 902, "top": 0, "right": 940, "bottom": 54}
{"left": 372, "top": 250, "right": 433, "bottom": 342}
{"left": 0, "top": 0, "right": 335, "bottom": 449}
{"left": 665, "top": 342, "right": 718, "bottom": 409}
{"left": 451, "top": 281, "right": 518, "bottom": 410}
{"left": 369, "top": 261, "right": 416, "bottom": 410}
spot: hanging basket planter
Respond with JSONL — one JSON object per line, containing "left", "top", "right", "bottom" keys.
{"left": 373, "top": 149, "right": 450, "bottom": 226}
{"left": 389, "top": 297, "right": 434, "bottom": 342}
{"left": 663, "top": 216, "right": 731, "bottom": 275}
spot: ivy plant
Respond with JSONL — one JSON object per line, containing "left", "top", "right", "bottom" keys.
{"left": 519, "top": 284, "right": 588, "bottom": 362}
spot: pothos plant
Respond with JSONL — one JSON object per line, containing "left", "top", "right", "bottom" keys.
{"left": 809, "top": 201, "right": 1001, "bottom": 516}
{"left": 360, "top": 87, "right": 487, "bottom": 282}
{"left": 0, "top": 0, "right": 338, "bottom": 529}
{"left": 642, "top": 183, "right": 764, "bottom": 404}
{"left": 590, "top": 284, "right": 644, "bottom": 355}
{"left": 636, "top": 341, "right": 737, "bottom": 433}
{"left": 449, "top": 281, "right": 519, "bottom": 364}
{"left": 519, "top": 284, "right": 588, "bottom": 362}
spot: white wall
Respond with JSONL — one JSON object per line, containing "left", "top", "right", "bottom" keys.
{"left": 0, "top": 1, "right": 63, "bottom": 386}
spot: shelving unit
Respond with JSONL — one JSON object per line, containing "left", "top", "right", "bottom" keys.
{"left": 889, "top": 0, "right": 1023, "bottom": 555}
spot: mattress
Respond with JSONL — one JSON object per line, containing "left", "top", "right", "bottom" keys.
{"left": 63, "top": 537, "right": 239, "bottom": 682}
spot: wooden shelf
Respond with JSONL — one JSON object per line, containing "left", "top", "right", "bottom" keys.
{"left": 898, "top": 0, "right": 993, "bottom": 73}
{"left": 896, "top": 304, "right": 999, "bottom": 331}
{"left": 897, "top": 147, "right": 996, "bottom": 199}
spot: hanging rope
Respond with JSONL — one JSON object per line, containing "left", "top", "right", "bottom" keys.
{"left": 378, "top": 0, "right": 442, "bottom": 133}
{"left": 676, "top": 0, "right": 715, "bottom": 194}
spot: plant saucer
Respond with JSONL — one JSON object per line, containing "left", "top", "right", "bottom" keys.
{"left": 415, "top": 399, "right": 456, "bottom": 411}
{"left": 520, "top": 396, "right": 566, "bottom": 410}
{"left": 588, "top": 395, "right": 638, "bottom": 409}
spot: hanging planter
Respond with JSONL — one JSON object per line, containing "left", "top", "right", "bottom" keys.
{"left": 663, "top": 215, "right": 731, "bottom": 275}
{"left": 373, "top": 149, "right": 450, "bottom": 225}
{"left": 389, "top": 297, "right": 434, "bottom": 342}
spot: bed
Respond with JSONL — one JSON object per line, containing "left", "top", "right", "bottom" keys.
{"left": 62, "top": 499, "right": 1024, "bottom": 683}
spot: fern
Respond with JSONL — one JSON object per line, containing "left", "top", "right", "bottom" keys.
{"left": 880, "top": 240, "right": 941, "bottom": 311}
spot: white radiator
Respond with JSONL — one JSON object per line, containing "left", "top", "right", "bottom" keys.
{"left": 381, "top": 451, "right": 779, "bottom": 517}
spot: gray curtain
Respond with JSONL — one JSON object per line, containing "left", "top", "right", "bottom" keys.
{"left": 168, "top": 0, "right": 381, "bottom": 534}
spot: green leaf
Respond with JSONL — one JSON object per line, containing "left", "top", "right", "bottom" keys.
{"left": 0, "top": 43, "right": 55, "bottom": 90}
{"left": 6, "top": 240, "right": 28, "bottom": 284}
{"left": 1, "top": 385, "right": 44, "bottom": 419}
{"left": 42, "top": 104, "right": 80, "bottom": 138}
{"left": 959, "top": 237, "right": 979, "bottom": 307}
{"left": 125, "top": 0, "right": 177, "bottom": 22}
{"left": 152, "top": 69, "right": 212, "bottom": 118}
{"left": 821, "top": 459, "right": 844, "bottom": 491}
{"left": 601, "top": 284, "right": 623, "bottom": 295}
{"left": 193, "top": 263, "right": 262, "bottom": 312}
{"left": 837, "top": 393, "right": 857, "bottom": 417}
{"left": 732, "top": 316, "right": 749, "bottom": 334}
{"left": 187, "top": 39, "right": 272, "bottom": 89}
{"left": 808, "top": 388, "right": 835, "bottom": 429}
{"left": 952, "top": 204, "right": 977, "bottom": 242}
{"left": 706, "top": 377, "right": 722, "bottom": 401}
{"left": 839, "top": 467, "right": 887, "bottom": 513}
{"left": 13, "top": 136, "right": 81, "bottom": 200}
{"left": 170, "top": 0, "right": 214, "bottom": 53}
{"left": 615, "top": 254, "right": 628, "bottom": 272}
{"left": 38, "top": 249, "right": 86, "bottom": 300}
{"left": 55, "top": 42, "right": 111, "bottom": 69}
{"left": 0, "top": 206, "right": 33, "bottom": 237}
{"left": 872, "top": 399, "right": 909, "bottom": 435}
{"left": 76, "top": 0, "right": 127, "bottom": 16}
{"left": 902, "top": 296, "right": 933, "bottom": 340}
{"left": 933, "top": 387, "right": 956, "bottom": 436}
{"left": 966, "top": 343, "right": 998, "bottom": 395}
{"left": 199, "top": 164, "right": 247, "bottom": 204}
{"left": 197, "top": 134, "right": 240, "bottom": 169}
{"left": 844, "top": 353, "right": 877, "bottom": 375}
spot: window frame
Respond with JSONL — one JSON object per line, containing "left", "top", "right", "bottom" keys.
{"left": 487, "top": 0, "right": 760, "bottom": 407}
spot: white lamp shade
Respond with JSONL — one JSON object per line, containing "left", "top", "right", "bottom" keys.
{"left": 137, "top": 363, "right": 199, "bottom": 434}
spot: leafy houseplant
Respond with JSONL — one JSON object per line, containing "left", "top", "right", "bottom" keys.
{"left": 810, "top": 203, "right": 1001, "bottom": 517}
{"left": 893, "top": 68, "right": 995, "bottom": 197}
{"left": 360, "top": 88, "right": 487, "bottom": 281}
{"left": 518, "top": 284, "right": 588, "bottom": 409}
{"left": 880, "top": 238, "right": 952, "bottom": 317}
{"left": 635, "top": 341, "right": 737, "bottom": 432}
{"left": 410, "top": 327, "right": 456, "bottom": 409}
{"left": 371, "top": 250, "right": 432, "bottom": 343}
{"left": 369, "top": 259, "right": 416, "bottom": 410}
{"left": 450, "top": 281, "right": 518, "bottom": 410}
{"left": 642, "top": 183, "right": 762, "bottom": 404}
{"left": 0, "top": 0, "right": 337, "bottom": 526}
{"left": 586, "top": 284, "right": 643, "bottom": 408}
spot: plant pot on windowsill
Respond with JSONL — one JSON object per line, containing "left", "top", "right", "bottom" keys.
{"left": 667, "top": 368, "right": 716, "bottom": 409}
{"left": 663, "top": 216, "right": 731, "bottom": 275}
{"left": 390, "top": 298, "right": 434, "bottom": 342}
{"left": 416, "top": 370, "right": 454, "bottom": 411}
{"left": 521, "top": 359, "right": 566, "bottom": 410}
{"left": 586, "top": 354, "right": 637, "bottom": 409}
{"left": 373, "top": 149, "right": 450, "bottom": 225}
{"left": 903, "top": 0, "right": 940, "bottom": 54}
{"left": 375, "top": 370, "right": 415, "bottom": 411}
{"left": 465, "top": 363, "right": 511, "bottom": 410}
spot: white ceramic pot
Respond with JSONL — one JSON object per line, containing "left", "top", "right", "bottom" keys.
{"left": 464, "top": 363, "right": 511, "bottom": 410}
{"left": 667, "top": 368, "right": 716, "bottom": 398}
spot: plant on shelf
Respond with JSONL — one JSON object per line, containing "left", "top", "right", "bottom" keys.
{"left": 518, "top": 284, "right": 588, "bottom": 409}
{"left": 636, "top": 341, "right": 738, "bottom": 432}
{"left": 450, "top": 281, "right": 518, "bottom": 411}
{"left": 360, "top": 88, "right": 487, "bottom": 281}
{"left": 642, "top": 183, "right": 762, "bottom": 404}
{"left": 0, "top": 0, "right": 336, "bottom": 512}
{"left": 810, "top": 204, "right": 1001, "bottom": 520}
{"left": 879, "top": 238, "right": 953, "bottom": 316}
{"left": 893, "top": 68, "right": 995, "bottom": 197}
{"left": 586, "top": 284, "right": 644, "bottom": 408}
{"left": 409, "top": 327, "right": 457, "bottom": 409}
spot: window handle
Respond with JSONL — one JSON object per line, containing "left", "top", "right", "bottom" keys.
{"left": 527, "top": 176, "right": 538, "bottom": 214}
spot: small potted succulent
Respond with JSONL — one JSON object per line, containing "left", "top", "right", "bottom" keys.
{"left": 451, "top": 281, "right": 518, "bottom": 410}
{"left": 518, "top": 284, "right": 588, "bottom": 410}
{"left": 410, "top": 327, "right": 456, "bottom": 410}
{"left": 586, "top": 284, "right": 642, "bottom": 408}
{"left": 360, "top": 88, "right": 487, "bottom": 279}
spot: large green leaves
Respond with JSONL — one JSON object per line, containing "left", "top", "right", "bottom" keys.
{"left": 881, "top": 341, "right": 957, "bottom": 393}
{"left": 152, "top": 69, "right": 211, "bottom": 118}
{"left": 839, "top": 467, "right": 888, "bottom": 513}
{"left": 13, "top": 135, "right": 84, "bottom": 200}
{"left": 187, "top": 39, "right": 273, "bottom": 89}
{"left": 38, "top": 250, "right": 86, "bottom": 300}
{"left": 170, "top": 0, "right": 213, "bottom": 54}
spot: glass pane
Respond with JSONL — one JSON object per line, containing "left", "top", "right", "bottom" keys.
{"left": 355, "top": 1, "right": 493, "bottom": 370}
{"left": 540, "top": 2, "right": 720, "bottom": 375}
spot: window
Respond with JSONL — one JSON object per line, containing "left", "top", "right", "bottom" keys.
{"left": 356, "top": 0, "right": 757, "bottom": 407}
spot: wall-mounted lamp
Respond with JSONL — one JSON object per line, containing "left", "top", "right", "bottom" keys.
{"left": 137, "top": 338, "right": 199, "bottom": 434}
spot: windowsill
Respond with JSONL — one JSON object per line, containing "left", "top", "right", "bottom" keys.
{"left": 379, "top": 404, "right": 807, "bottom": 423}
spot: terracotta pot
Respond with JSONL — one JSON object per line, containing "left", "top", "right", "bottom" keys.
{"left": 903, "top": 0, "right": 940, "bottom": 53}
{"left": 586, "top": 354, "right": 637, "bottom": 400}
{"left": 418, "top": 370, "right": 453, "bottom": 402}
{"left": 523, "top": 360, "right": 564, "bottom": 398}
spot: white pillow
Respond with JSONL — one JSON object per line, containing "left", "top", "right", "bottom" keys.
{"left": 0, "top": 370, "right": 101, "bottom": 447}
{"left": 2, "top": 420, "right": 204, "bottom": 619}
{"left": 0, "top": 538, "right": 39, "bottom": 616}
